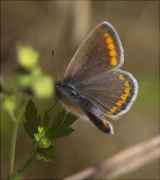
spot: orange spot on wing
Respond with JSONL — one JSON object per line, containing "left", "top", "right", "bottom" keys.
{"left": 109, "top": 106, "right": 117, "bottom": 114}
{"left": 116, "top": 101, "right": 124, "bottom": 108}
{"left": 101, "top": 120, "right": 108, "bottom": 130}
{"left": 124, "top": 87, "right": 130, "bottom": 94}
{"left": 124, "top": 81, "right": 129, "bottom": 87}
{"left": 104, "top": 32, "right": 109, "bottom": 37}
{"left": 107, "top": 43, "right": 115, "bottom": 50}
{"left": 97, "top": 28, "right": 103, "bottom": 33}
{"left": 119, "top": 75, "right": 125, "bottom": 80}
{"left": 110, "top": 57, "right": 117, "bottom": 66}
{"left": 106, "top": 36, "right": 113, "bottom": 44}
{"left": 98, "top": 120, "right": 112, "bottom": 132}
{"left": 109, "top": 49, "right": 117, "bottom": 57}
{"left": 120, "top": 94, "right": 128, "bottom": 101}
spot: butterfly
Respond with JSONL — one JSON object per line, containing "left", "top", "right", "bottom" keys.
{"left": 54, "top": 21, "right": 138, "bottom": 134}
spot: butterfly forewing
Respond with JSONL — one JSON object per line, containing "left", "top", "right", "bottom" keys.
{"left": 64, "top": 22, "right": 124, "bottom": 85}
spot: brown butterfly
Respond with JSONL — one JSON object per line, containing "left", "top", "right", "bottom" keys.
{"left": 55, "top": 22, "right": 138, "bottom": 134}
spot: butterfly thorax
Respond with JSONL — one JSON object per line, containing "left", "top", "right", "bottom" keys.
{"left": 55, "top": 81, "right": 80, "bottom": 100}
{"left": 55, "top": 81, "right": 83, "bottom": 115}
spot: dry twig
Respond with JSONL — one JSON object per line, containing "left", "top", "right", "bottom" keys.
{"left": 64, "top": 135, "right": 160, "bottom": 180}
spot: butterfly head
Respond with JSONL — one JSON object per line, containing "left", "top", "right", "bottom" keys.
{"left": 55, "top": 81, "right": 62, "bottom": 88}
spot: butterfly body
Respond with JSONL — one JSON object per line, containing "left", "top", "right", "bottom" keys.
{"left": 55, "top": 81, "right": 113, "bottom": 133}
{"left": 54, "top": 22, "right": 138, "bottom": 134}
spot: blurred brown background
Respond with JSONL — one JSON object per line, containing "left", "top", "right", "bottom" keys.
{"left": 1, "top": 1, "right": 159, "bottom": 179}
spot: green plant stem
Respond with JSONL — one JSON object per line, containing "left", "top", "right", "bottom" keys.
{"left": 7, "top": 111, "right": 19, "bottom": 180}
{"left": 12, "top": 142, "right": 37, "bottom": 180}
{"left": 7, "top": 98, "right": 27, "bottom": 180}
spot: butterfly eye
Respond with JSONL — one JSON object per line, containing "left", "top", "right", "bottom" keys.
{"left": 55, "top": 81, "right": 61, "bottom": 88}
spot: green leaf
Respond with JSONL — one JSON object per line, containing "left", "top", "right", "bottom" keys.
{"left": 52, "top": 109, "right": 66, "bottom": 133}
{"left": 23, "top": 121, "right": 34, "bottom": 139}
{"left": 50, "top": 110, "right": 78, "bottom": 140}
{"left": 52, "top": 128, "right": 75, "bottom": 139}
{"left": 37, "top": 145, "right": 58, "bottom": 162}
{"left": 52, "top": 109, "right": 66, "bottom": 125}
{"left": 45, "top": 124, "right": 58, "bottom": 138}
{"left": 59, "top": 112, "right": 77, "bottom": 132}
{"left": 24, "top": 98, "right": 41, "bottom": 138}
{"left": 38, "top": 125, "right": 45, "bottom": 134}
{"left": 42, "top": 111, "right": 50, "bottom": 129}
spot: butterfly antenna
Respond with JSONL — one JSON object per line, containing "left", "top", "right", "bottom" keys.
{"left": 52, "top": 50, "right": 59, "bottom": 80}
{"left": 46, "top": 97, "right": 63, "bottom": 113}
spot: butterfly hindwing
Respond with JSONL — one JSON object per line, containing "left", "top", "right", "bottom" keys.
{"left": 75, "top": 70, "right": 138, "bottom": 119}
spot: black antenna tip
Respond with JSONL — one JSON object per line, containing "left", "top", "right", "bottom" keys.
{"left": 51, "top": 50, "right": 59, "bottom": 80}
